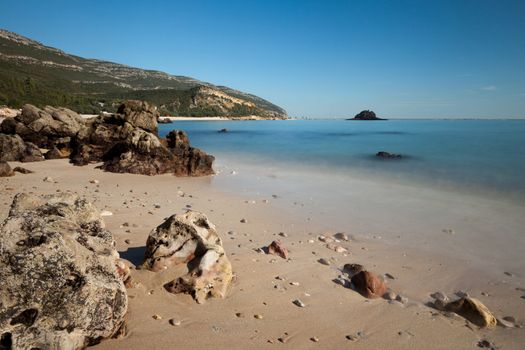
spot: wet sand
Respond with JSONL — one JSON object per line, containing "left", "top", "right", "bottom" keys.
{"left": 1, "top": 159, "right": 523, "bottom": 349}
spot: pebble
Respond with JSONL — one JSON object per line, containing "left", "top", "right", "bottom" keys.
{"left": 384, "top": 273, "right": 396, "bottom": 280}
{"left": 318, "top": 258, "right": 330, "bottom": 266}
{"left": 293, "top": 299, "right": 306, "bottom": 307}
{"left": 240, "top": 218, "right": 247, "bottom": 223}
{"left": 169, "top": 319, "right": 181, "bottom": 326}
{"left": 100, "top": 210, "right": 113, "bottom": 216}
{"left": 504, "top": 271, "right": 514, "bottom": 277}
{"left": 152, "top": 314, "right": 162, "bottom": 320}
{"left": 235, "top": 312, "right": 245, "bottom": 318}
{"left": 278, "top": 232, "right": 288, "bottom": 237}
{"left": 396, "top": 294, "right": 408, "bottom": 304}
{"left": 310, "top": 336, "right": 319, "bottom": 342}
{"left": 254, "top": 314, "right": 263, "bottom": 319}
{"left": 89, "top": 179, "right": 99, "bottom": 184}
{"left": 455, "top": 291, "right": 469, "bottom": 298}
{"left": 497, "top": 318, "right": 514, "bottom": 328}
{"left": 384, "top": 291, "right": 397, "bottom": 301}
{"left": 43, "top": 176, "right": 54, "bottom": 182}
{"left": 477, "top": 339, "right": 496, "bottom": 349}
{"left": 154, "top": 204, "right": 161, "bottom": 209}
{"left": 346, "top": 334, "right": 358, "bottom": 341}
{"left": 124, "top": 239, "right": 131, "bottom": 244}
{"left": 430, "top": 291, "right": 448, "bottom": 302}
{"left": 333, "top": 232, "right": 348, "bottom": 241}
{"left": 290, "top": 281, "right": 300, "bottom": 286}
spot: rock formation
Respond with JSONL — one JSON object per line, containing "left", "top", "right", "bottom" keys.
{"left": 0, "top": 161, "right": 13, "bottom": 177}
{"left": 143, "top": 211, "right": 233, "bottom": 304}
{"left": 0, "top": 193, "right": 128, "bottom": 349}
{"left": 351, "top": 270, "right": 388, "bottom": 299}
{"left": 376, "top": 151, "right": 402, "bottom": 159}
{"left": 0, "top": 134, "right": 44, "bottom": 162}
{"left": 348, "top": 110, "right": 385, "bottom": 120}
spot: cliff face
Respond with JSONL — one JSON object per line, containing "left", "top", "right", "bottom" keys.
{"left": 0, "top": 29, "right": 287, "bottom": 119}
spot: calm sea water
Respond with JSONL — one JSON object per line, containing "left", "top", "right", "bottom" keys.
{"left": 159, "top": 119, "right": 525, "bottom": 203}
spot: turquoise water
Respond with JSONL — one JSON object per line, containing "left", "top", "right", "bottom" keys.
{"left": 159, "top": 119, "right": 525, "bottom": 202}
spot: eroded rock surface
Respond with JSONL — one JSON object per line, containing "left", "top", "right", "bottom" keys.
{"left": 0, "top": 193, "right": 128, "bottom": 349}
{"left": 143, "top": 211, "right": 232, "bottom": 303}
{"left": 0, "top": 134, "right": 44, "bottom": 163}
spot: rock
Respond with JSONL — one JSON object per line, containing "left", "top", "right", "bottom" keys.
{"left": 0, "top": 133, "right": 44, "bottom": 162}
{"left": 0, "top": 161, "right": 14, "bottom": 177}
{"left": 44, "top": 146, "right": 67, "bottom": 159}
{"left": 0, "top": 193, "right": 127, "bottom": 349}
{"left": 333, "top": 232, "right": 348, "bottom": 241}
{"left": 318, "top": 258, "right": 330, "bottom": 266}
{"left": 143, "top": 211, "right": 232, "bottom": 303}
{"left": 254, "top": 314, "right": 263, "bottom": 320}
{"left": 157, "top": 117, "right": 173, "bottom": 124}
{"left": 478, "top": 339, "right": 497, "bottom": 349}
{"left": 267, "top": 240, "right": 289, "bottom": 259}
{"left": 240, "top": 218, "right": 247, "bottom": 223}
{"left": 293, "top": 299, "right": 306, "bottom": 307}
{"left": 43, "top": 176, "right": 54, "bottom": 182}
{"left": 310, "top": 336, "right": 319, "bottom": 342}
{"left": 169, "top": 319, "right": 181, "bottom": 326}
{"left": 383, "top": 291, "right": 397, "bottom": 301}
{"left": 351, "top": 271, "right": 388, "bottom": 299}
{"left": 443, "top": 297, "right": 497, "bottom": 328}
{"left": 116, "top": 100, "right": 159, "bottom": 133}
{"left": 343, "top": 263, "right": 364, "bottom": 276}
{"left": 326, "top": 243, "right": 348, "bottom": 253}
{"left": 395, "top": 294, "right": 408, "bottom": 304}
{"left": 13, "top": 166, "right": 33, "bottom": 174}
{"left": 349, "top": 110, "right": 385, "bottom": 120}
{"left": 497, "top": 318, "right": 515, "bottom": 328}
{"left": 376, "top": 151, "right": 402, "bottom": 159}
{"left": 218, "top": 128, "right": 228, "bottom": 133}
{"left": 1, "top": 105, "right": 86, "bottom": 149}
{"left": 430, "top": 291, "right": 449, "bottom": 303}
{"left": 152, "top": 314, "right": 162, "bottom": 320}
{"left": 100, "top": 210, "right": 113, "bottom": 216}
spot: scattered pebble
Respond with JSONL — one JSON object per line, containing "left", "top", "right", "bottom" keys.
{"left": 43, "top": 176, "right": 53, "bottom": 182}
{"left": 169, "top": 319, "right": 181, "bottom": 326}
{"left": 333, "top": 232, "right": 348, "bottom": 241}
{"left": 318, "top": 258, "right": 330, "bottom": 266}
{"left": 278, "top": 232, "right": 288, "bottom": 237}
{"left": 497, "top": 318, "right": 514, "bottom": 328}
{"left": 124, "top": 239, "right": 131, "bottom": 244}
{"left": 477, "top": 339, "right": 496, "bottom": 349}
{"left": 310, "top": 336, "right": 319, "bottom": 342}
{"left": 431, "top": 291, "right": 448, "bottom": 302}
{"left": 235, "top": 312, "right": 244, "bottom": 318}
{"left": 89, "top": 179, "right": 99, "bottom": 184}
{"left": 240, "top": 218, "right": 247, "bottom": 223}
{"left": 504, "top": 271, "right": 514, "bottom": 277}
{"left": 293, "top": 299, "right": 306, "bottom": 307}
{"left": 100, "top": 210, "right": 113, "bottom": 216}
{"left": 396, "top": 294, "right": 408, "bottom": 304}
{"left": 152, "top": 314, "right": 162, "bottom": 320}
{"left": 254, "top": 314, "right": 263, "bottom": 319}
{"left": 385, "top": 273, "right": 396, "bottom": 280}
{"left": 290, "top": 281, "right": 300, "bottom": 286}
{"left": 384, "top": 291, "right": 397, "bottom": 301}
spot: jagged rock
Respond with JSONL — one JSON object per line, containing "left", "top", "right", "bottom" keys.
{"left": 267, "top": 240, "right": 289, "bottom": 259}
{"left": 116, "top": 100, "right": 159, "bottom": 133}
{"left": 351, "top": 270, "right": 388, "bottom": 299}
{"left": 0, "top": 193, "right": 128, "bottom": 349}
{"left": 348, "top": 110, "right": 385, "bottom": 120}
{"left": 376, "top": 151, "right": 402, "bottom": 159}
{"left": 0, "top": 104, "right": 86, "bottom": 148}
{"left": 0, "top": 161, "right": 14, "bottom": 177}
{"left": 0, "top": 133, "right": 44, "bottom": 162}
{"left": 45, "top": 146, "right": 67, "bottom": 159}
{"left": 443, "top": 297, "right": 497, "bottom": 328}
{"left": 13, "top": 166, "right": 33, "bottom": 174}
{"left": 143, "top": 211, "right": 232, "bottom": 303}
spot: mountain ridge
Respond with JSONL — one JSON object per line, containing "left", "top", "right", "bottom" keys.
{"left": 0, "top": 29, "right": 287, "bottom": 119}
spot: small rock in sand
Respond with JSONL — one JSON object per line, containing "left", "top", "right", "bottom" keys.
{"left": 504, "top": 271, "right": 514, "bottom": 277}
{"left": 152, "top": 314, "right": 162, "bottom": 320}
{"left": 254, "top": 314, "right": 263, "bottom": 319}
{"left": 267, "top": 240, "right": 289, "bottom": 259}
{"left": 278, "top": 232, "right": 288, "bottom": 237}
{"left": 124, "top": 239, "right": 131, "bottom": 244}
{"left": 383, "top": 291, "right": 397, "bottom": 301}
{"left": 384, "top": 273, "right": 396, "bottom": 280}
{"left": 431, "top": 292, "right": 449, "bottom": 303}
{"left": 43, "top": 176, "right": 53, "bottom": 182}
{"left": 235, "top": 312, "right": 245, "bottom": 318}
{"left": 318, "top": 258, "right": 330, "bottom": 266}
{"left": 343, "top": 263, "right": 364, "bottom": 276}
{"left": 89, "top": 179, "right": 99, "bottom": 184}
{"left": 477, "top": 339, "right": 497, "bottom": 349}
{"left": 351, "top": 271, "right": 388, "bottom": 299}
{"left": 310, "top": 336, "right": 319, "bottom": 342}
{"left": 333, "top": 232, "right": 348, "bottom": 241}
{"left": 169, "top": 319, "right": 181, "bottom": 326}
{"left": 290, "top": 281, "right": 300, "bottom": 286}
{"left": 240, "top": 218, "right": 247, "bottom": 223}
{"left": 293, "top": 299, "right": 306, "bottom": 307}
{"left": 395, "top": 294, "right": 408, "bottom": 304}
{"left": 100, "top": 210, "right": 113, "bottom": 216}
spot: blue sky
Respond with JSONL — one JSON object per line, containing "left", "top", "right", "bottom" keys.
{"left": 1, "top": 0, "right": 524, "bottom": 118}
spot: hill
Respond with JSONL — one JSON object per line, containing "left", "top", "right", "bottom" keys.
{"left": 0, "top": 29, "right": 287, "bottom": 119}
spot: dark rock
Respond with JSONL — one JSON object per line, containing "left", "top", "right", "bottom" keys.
{"left": 443, "top": 297, "right": 497, "bottom": 328}
{"left": 13, "top": 166, "right": 33, "bottom": 174}
{"left": 0, "top": 134, "right": 44, "bottom": 162}
{"left": 218, "top": 128, "right": 228, "bottom": 133}
{"left": 157, "top": 117, "right": 173, "bottom": 124}
{"left": 348, "top": 110, "right": 385, "bottom": 120}
{"left": 0, "top": 161, "right": 14, "bottom": 177}
{"left": 376, "top": 151, "right": 402, "bottom": 159}
{"left": 0, "top": 193, "right": 128, "bottom": 349}
{"left": 351, "top": 270, "right": 388, "bottom": 299}
{"left": 343, "top": 263, "right": 364, "bottom": 276}
{"left": 44, "top": 146, "right": 67, "bottom": 159}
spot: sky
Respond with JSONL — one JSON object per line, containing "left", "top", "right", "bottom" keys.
{"left": 0, "top": 0, "right": 524, "bottom": 118}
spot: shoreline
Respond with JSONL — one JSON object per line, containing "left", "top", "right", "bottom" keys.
{"left": 1, "top": 159, "right": 523, "bottom": 349}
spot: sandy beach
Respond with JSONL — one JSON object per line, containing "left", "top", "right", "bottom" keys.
{"left": 1, "top": 159, "right": 523, "bottom": 350}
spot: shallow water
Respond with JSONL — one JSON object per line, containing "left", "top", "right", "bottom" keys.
{"left": 160, "top": 119, "right": 525, "bottom": 203}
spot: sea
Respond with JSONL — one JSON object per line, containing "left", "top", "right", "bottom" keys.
{"left": 159, "top": 119, "right": 525, "bottom": 204}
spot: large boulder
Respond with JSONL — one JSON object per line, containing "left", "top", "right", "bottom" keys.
{"left": 165, "top": 130, "right": 215, "bottom": 176}
{"left": 0, "top": 104, "right": 87, "bottom": 148}
{"left": 143, "top": 211, "right": 232, "bottom": 304}
{"left": 0, "top": 193, "right": 128, "bottom": 349}
{"left": 0, "top": 161, "right": 14, "bottom": 177}
{"left": 116, "top": 100, "right": 159, "bottom": 133}
{"left": 0, "top": 134, "right": 44, "bottom": 163}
